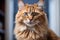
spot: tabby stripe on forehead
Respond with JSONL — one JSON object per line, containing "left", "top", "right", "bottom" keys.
{"left": 30, "top": 6, "right": 31, "bottom": 12}
{"left": 27, "top": 6, "right": 35, "bottom": 13}
{"left": 27, "top": 6, "right": 30, "bottom": 13}
{"left": 30, "top": 6, "right": 35, "bottom": 13}
{"left": 31, "top": 6, "right": 34, "bottom": 12}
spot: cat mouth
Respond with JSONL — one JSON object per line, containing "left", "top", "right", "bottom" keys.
{"left": 24, "top": 21, "right": 35, "bottom": 26}
{"left": 23, "top": 20, "right": 39, "bottom": 27}
{"left": 25, "top": 22, "right": 36, "bottom": 27}
{"left": 27, "top": 21, "right": 35, "bottom": 24}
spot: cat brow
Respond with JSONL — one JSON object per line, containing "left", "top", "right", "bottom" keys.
{"left": 28, "top": 6, "right": 35, "bottom": 14}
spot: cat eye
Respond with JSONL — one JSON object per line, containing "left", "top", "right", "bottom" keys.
{"left": 32, "top": 12, "right": 39, "bottom": 16}
{"left": 24, "top": 12, "right": 28, "bottom": 16}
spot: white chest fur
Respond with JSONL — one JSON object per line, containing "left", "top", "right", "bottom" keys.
{"left": 19, "top": 25, "right": 27, "bottom": 31}
{"left": 19, "top": 25, "right": 35, "bottom": 32}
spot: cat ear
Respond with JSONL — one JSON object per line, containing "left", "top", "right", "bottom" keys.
{"left": 37, "top": 0, "right": 44, "bottom": 9}
{"left": 18, "top": 0, "right": 25, "bottom": 10}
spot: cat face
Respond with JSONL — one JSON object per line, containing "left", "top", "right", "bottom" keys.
{"left": 23, "top": 6, "right": 40, "bottom": 27}
{"left": 16, "top": 1, "right": 45, "bottom": 27}
{"left": 16, "top": 5, "right": 45, "bottom": 27}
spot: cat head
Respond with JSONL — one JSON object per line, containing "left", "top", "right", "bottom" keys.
{"left": 16, "top": 0, "right": 46, "bottom": 27}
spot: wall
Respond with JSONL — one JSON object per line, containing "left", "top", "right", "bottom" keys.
{"left": 49, "top": 0, "right": 60, "bottom": 36}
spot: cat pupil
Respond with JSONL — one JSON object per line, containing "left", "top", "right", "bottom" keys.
{"left": 24, "top": 12, "right": 27, "bottom": 16}
{"left": 32, "top": 12, "right": 39, "bottom": 16}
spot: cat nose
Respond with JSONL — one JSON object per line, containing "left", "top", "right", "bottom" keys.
{"left": 29, "top": 16, "right": 33, "bottom": 21}
{"left": 30, "top": 19, "right": 33, "bottom": 21}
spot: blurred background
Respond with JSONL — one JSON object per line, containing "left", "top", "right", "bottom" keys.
{"left": 0, "top": 0, "right": 60, "bottom": 40}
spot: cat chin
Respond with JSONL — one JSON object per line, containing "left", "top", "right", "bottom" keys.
{"left": 23, "top": 21, "right": 39, "bottom": 27}
{"left": 25, "top": 23, "right": 36, "bottom": 27}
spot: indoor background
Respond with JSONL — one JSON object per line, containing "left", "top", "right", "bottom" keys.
{"left": 0, "top": 0, "right": 60, "bottom": 40}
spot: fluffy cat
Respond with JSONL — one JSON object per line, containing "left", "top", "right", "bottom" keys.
{"left": 14, "top": 0, "right": 60, "bottom": 40}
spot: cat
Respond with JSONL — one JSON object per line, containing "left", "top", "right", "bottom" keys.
{"left": 14, "top": 0, "right": 60, "bottom": 40}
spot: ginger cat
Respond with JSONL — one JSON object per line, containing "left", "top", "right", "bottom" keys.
{"left": 14, "top": 0, "right": 60, "bottom": 40}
